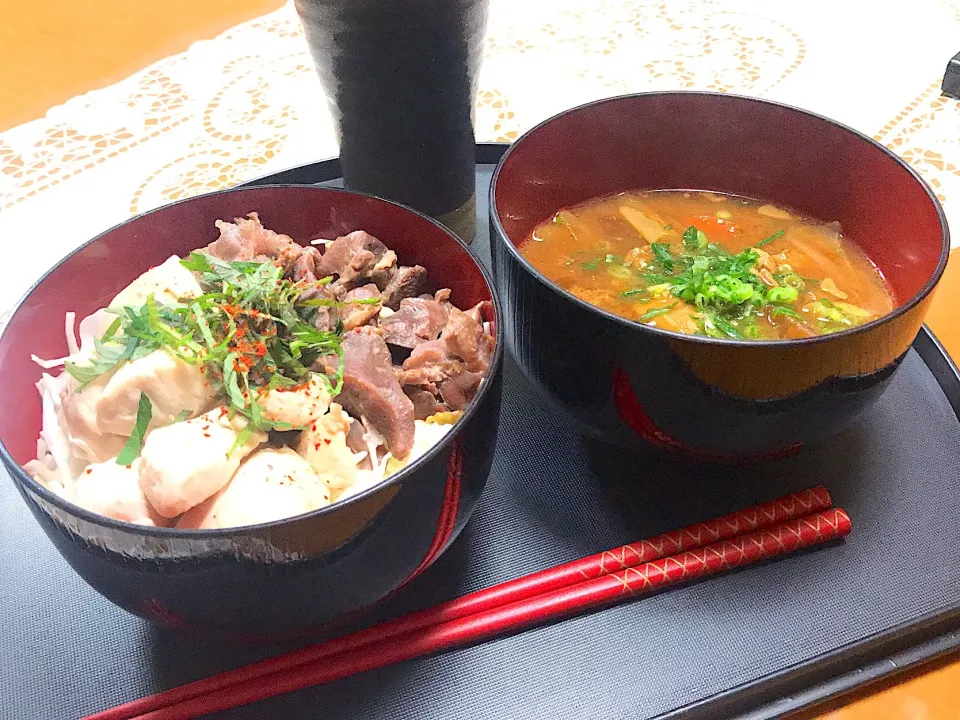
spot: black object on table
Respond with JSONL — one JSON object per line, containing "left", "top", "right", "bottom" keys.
{"left": 5, "top": 144, "right": 960, "bottom": 720}
{"left": 293, "top": 0, "right": 488, "bottom": 241}
{"left": 943, "top": 52, "right": 960, "bottom": 99}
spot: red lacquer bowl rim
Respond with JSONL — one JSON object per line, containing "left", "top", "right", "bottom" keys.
{"left": 489, "top": 90, "right": 951, "bottom": 349}
{"left": 0, "top": 184, "right": 505, "bottom": 538}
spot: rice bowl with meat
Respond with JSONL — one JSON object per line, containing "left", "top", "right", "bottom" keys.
{"left": 25, "top": 213, "right": 496, "bottom": 530}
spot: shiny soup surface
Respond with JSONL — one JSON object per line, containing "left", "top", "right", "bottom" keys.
{"left": 520, "top": 190, "right": 895, "bottom": 340}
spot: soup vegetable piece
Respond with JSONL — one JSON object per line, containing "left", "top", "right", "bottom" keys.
{"left": 521, "top": 191, "right": 894, "bottom": 340}
{"left": 25, "top": 214, "right": 495, "bottom": 528}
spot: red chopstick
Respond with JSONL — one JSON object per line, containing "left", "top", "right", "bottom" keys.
{"left": 130, "top": 508, "right": 851, "bottom": 720}
{"left": 88, "top": 486, "right": 831, "bottom": 720}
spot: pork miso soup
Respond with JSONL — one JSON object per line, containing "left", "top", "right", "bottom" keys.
{"left": 520, "top": 191, "right": 895, "bottom": 340}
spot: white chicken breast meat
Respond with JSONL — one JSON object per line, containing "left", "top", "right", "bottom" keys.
{"left": 259, "top": 373, "right": 331, "bottom": 427}
{"left": 297, "top": 403, "right": 358, "bottom": 490}
{"left": 177, "top": 447, "right": 331, "bottom": 529}
{"left": 95, "top": 350, "right": 215, "bottom": 436}
{"left": 109, "top": 255, "right": 203, "bottom": 310}
{"left": 138, "top": 409, "right": 265, "bottom": 518}
{"left": 70, "top": 459, "right": 168, "bottom": 527}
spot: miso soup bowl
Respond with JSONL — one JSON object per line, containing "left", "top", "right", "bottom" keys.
{"left": 490, "top": 92, "right": 949, "bottom": 461}
{"left": 0, "top": 185, "right": 503, "bottom": 636}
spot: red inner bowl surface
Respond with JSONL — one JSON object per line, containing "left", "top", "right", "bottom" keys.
{"left": 494, "top": 93, "right": 947, "bottom": 308}
{"left": 0, "top": 185, "right": 492, "bottom": 466}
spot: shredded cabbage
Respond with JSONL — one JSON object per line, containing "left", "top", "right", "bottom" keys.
{"left": 26, "top": 308, "right": 112, "bottom": 492}
{"left": 31, "top": 308, "right": 113, "bottom": 370}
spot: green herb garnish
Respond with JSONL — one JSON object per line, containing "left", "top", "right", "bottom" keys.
{"left": 67, "top": 252, "right": 347, "bottom": 436}
{"left": 116, "top": 393, "right": 152, "bottom": 465}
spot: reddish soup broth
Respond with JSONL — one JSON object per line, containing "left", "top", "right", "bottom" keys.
{"left": 520, "top": 190, "right": 895, "bottom": 340}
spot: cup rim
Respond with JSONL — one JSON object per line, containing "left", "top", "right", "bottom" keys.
{"left": 489, "top": 90, "right": 951, "bottom": 349}
{"left": 0, "top": 183, "right": 505, "bottom": 538}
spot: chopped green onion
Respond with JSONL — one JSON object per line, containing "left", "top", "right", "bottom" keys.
{"left": 682, "top": 226, "right": 708, "bottom": 250}
{"left": 755, "top": 230, "right": 785, "bottom": 248}
{"left": 639, "top": 304, "right": 677, "bottom": 322}
{"left": 708, "top": 314, "right": 743, "bottom": 339}
{"left": 779, "top": 273, "right": 806, "bottom": 289}
{"left": 771, "top": 306, "right": 802, "bottom": 319}
{"left": 766, "top": 286, "right": 799, "bottom": 304}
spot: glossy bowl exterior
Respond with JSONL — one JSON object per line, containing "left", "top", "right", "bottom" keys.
{"left": 0, "top": 185, "right": 503, "bottom": 636}
{"left": 490, "top": 92, "right": 948, "bottom": 460}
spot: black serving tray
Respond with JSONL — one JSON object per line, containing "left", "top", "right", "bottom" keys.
{"left": 4, "top": 144, "right": 960, "bottom": 720}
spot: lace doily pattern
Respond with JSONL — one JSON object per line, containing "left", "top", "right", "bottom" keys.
{"left": 0, "top": 59, "right": 192, "bottom": 211}
{"left": 120, "top": 0, "right": 810, "bottom": 215}
{"left": 876, "top": 81, "right": 960, "bottom": 212}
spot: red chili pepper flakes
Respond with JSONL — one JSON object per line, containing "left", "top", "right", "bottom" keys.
{"left": 323, "top": 438, "right": 331, "bottom": 445}
{"left": 313, "top": 443, "right": 321, "bottom": 451}
{"left": 202, "top": 433, "right": 211, "bottom": 438}
{"left": 125, "top": 464, "right": 132, "bottom": 470}
{"left": 85, "top": 468, "right": 93, "bottom": 475}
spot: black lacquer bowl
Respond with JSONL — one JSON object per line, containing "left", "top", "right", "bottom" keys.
{"left": 0, "top": 185, "right": 503, "bottom": 636}
{"left": 489, "top": 92, "right": 949, "bottom": 461}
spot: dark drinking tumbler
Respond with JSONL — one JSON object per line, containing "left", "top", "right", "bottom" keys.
{"left": 296, "top": 0, "right": 489, "bottom": 241}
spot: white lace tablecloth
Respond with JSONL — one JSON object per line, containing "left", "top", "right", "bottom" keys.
{"left": 1, "top": 0, "right": 958, "bottom": 318}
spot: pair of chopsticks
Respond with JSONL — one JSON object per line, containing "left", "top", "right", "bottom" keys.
{"left": 87, "top": 486, "right": 849, "bottom": 720}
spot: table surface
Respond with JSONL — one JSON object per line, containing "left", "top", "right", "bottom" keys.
{"left": 1, "top": 1, "right": 959, "bottom": 718}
